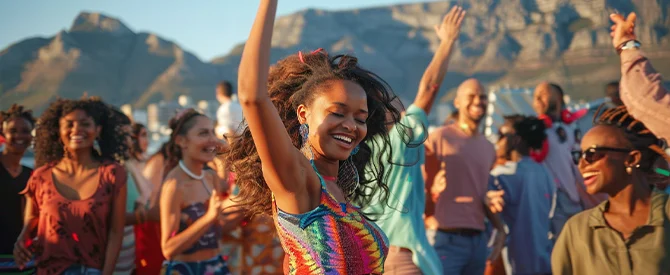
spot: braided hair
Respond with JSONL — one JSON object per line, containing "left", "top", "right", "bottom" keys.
{"left": 506, "top": 115, "right": 547, "bottom": 151}
{"left": 593, "top": 105, "right": 670, "bottom": 172}
{"left": 0, "top": 104, "right": 36, "bottom": 134}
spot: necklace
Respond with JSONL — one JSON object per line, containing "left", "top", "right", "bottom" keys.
{"left": 179, "top": 160, "right": 204, "bottom": 180}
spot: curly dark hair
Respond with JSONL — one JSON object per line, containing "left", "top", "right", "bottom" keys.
{"left": 226, "top": 50, "right": 403, "bottom": 216}
{"left": 0, "top": 104, "right": 36, "bottom": 134}
{"left": 504, "top": 115, "right": 547, "bottom": 151}
{"left": 34, "top": 97, "right": 129, "bottom": 167}
{"left": 593, "top": 105, "right": 670, "bottom": 172}
{"left": 164, "top": 108, "right": 207, "bottom": 174}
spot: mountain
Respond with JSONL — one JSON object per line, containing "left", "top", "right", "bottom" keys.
{"left": 1, "top": 0, "right": 669, "bottom": 114}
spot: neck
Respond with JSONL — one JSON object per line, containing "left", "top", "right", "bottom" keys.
{"left": 60, "top": 155, "right": 98, "bottom": 174}
{"left": 219, "top": 97, "right": 231, "bottom": 104}
{"left": 0, "top": 150, "right": 24, "bottom": 171}
{"left": 312, "top": 155, "right": 339, "bottom": 179}
{"left": 67, "top": 149, "right": 96, "bottom": 166}
{"left": 181, "top": 157, "right": 204, "bottom": 176}
{"left": 608, "top": 175, "right": 652, "bottom": 215}
{"left": 456, "top": 116, "right": 479, "bottom": 137}
{"left": 510, "top": 151, "right": 524, "bottom": 162}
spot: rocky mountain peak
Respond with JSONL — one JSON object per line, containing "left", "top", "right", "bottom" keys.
{"left": 69, "top": 12, "right": 133, "bottom": 36}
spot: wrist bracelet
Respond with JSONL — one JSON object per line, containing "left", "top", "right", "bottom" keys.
{"left": 616, "top": 40, "right": 641, "bottom": 55}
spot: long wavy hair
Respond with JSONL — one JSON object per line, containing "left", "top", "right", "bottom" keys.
{"left": 34, "top": 97, "right": 128, "bottom": 167}
{"left": 226, "top": 50, "right": 405, "bottom": 216}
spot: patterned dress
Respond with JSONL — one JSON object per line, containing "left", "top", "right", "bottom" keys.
{"left": 272, "top": 166, "right": 389, "bottom": 274}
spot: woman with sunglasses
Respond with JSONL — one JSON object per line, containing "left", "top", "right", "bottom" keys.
{"left": 552, "top": 105, "right": 670, "bottom": 274}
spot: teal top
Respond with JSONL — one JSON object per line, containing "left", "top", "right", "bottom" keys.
{"left": 125, "top": 171, "right": 140, "bottom": 212}
{"left": 363, "top": 104, "right": 443, "bottom": 274}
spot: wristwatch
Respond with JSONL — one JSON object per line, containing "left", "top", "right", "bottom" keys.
{"left": 616, "top": 40, "right": 641, "bottom": 55}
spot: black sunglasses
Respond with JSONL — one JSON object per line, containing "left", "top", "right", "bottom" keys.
{"left": 573, "top": 146, "right": 632, "bottom": 164}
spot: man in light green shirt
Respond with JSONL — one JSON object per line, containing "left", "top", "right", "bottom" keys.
{"left": 363, "top": 5, "right": 466, "bottom": 274}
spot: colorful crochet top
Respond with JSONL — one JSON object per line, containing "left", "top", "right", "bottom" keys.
{"left": 272, "top": 166, "right": 389, "bottom": 274}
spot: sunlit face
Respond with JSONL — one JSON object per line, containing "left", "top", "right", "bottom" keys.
{"left": 578, "top": 125, "right": 639, "bottom": 195}
{"left": 533, "top": 84, "right": 560, "bottom": 116}
{"left": 298, "top": 80, "right": 368, "bottom": 161}
{"left": 2, "top": 117, "right": 33, "bottom": 155}
{"left": 455, "top": 84, "right": 488, "bottom": 123}
{"left": 176, "top": 116, "right": 219, "bottom": 164}
{"left": 136, "top": 127, "right": 149, "bottom": 154}
{"left": 59, "top": 109, "right": 101, "bottom": 154}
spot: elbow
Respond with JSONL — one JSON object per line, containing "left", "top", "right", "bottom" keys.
{"left": 161, "top": 246, "right": 176, "bottom": 261}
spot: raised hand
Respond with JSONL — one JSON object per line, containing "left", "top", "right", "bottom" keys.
{"left": 206, "top": 190, "right": 225, "bottom": 222}
{"left": 434, "top": 5, "right": 466, "bottom": 43}
{"left": 610, "top": 12, "right": 637, "bottom": 48}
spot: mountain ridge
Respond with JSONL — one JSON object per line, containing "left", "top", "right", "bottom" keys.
{"left": 1, "top": 0, "right": 669, "bottom": 115}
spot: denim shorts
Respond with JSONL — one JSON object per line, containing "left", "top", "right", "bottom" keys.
{"left": 162, "top": 255, "right": 230, "bottom": 275}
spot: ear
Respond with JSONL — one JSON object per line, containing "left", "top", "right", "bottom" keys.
{"left": 454, "top": 97, "right": 461, "bottom": 109}
{"left": 296, "top": 104, "right": 309, "bottom": 124}
{"left": 625, "top": 150, "right": 642, "bottom": 168}
{"left": 175, "top": 135, "right": 187, "bottom": 149}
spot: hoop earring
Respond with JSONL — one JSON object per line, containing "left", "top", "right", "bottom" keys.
{"left": 93, "top": 139, "right": 101, "bottom": 156}
{"left": 338, "top": 156, "right": 360, "bottom": 197}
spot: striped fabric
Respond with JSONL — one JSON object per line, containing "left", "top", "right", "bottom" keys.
{"left": 272, "top": 166, "right": 389, "bottom": 274}
{"left": 113, "top": 226, "right": 136, "bottom": 275}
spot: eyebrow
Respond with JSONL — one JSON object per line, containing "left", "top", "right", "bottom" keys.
{"left": 332, "top": 102, "right": 368, "bottom": 113}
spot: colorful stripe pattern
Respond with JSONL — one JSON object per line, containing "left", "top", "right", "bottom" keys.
{"left": 272, "top": 171, "right": 389, "bottom": 274}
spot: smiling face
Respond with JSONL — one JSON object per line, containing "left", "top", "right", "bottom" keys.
{"left": 455, "top": 79, "right": 488, "bottom": 124}
{"left": 298, "top": 79, "right": 368, "bottom": 161}
{"left": 578, "top": 125, "right": 640, "bottom": 195}
{"left": 2, "top": 117, "right": 33, "bottom": 155}
{"left": 533, "top": 82, "right": 561, "bottom": 117}
{"left": 176, "top": 116, "right": 219, "bottom": 164}
{"left": 59, "top": 109, "right": 101, "bottom": 155}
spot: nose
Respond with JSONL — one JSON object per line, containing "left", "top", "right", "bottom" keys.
{"left": 342, "top": 118, "right": 357, "bottom": 132}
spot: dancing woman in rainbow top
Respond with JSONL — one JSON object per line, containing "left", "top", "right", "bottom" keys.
{"left": 227, "top": 0, "right": 405, "bottom": 273}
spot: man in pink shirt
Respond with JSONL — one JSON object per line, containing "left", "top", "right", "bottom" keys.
{"left": 424, "top": 79, "right": 505, "bottom": 275}
{"left": 612, "top": 12, "right": 670, "bottom": 142}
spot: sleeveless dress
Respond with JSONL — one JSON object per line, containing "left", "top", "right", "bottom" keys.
{"left": 272, "top": 165, "right": 389, "bottom": 274}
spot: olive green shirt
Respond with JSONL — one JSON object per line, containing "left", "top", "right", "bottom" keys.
{"left": 552, "top": 191, "right": 670, "bottom": 275}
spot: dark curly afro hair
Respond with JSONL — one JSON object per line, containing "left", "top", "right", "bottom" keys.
{"left": 34, "top": 97, "right": 129, "bottom": 167}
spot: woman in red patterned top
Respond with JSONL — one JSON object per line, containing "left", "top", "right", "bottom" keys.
{"left": 13, "top": 98, "right": 128, "bottom": 275}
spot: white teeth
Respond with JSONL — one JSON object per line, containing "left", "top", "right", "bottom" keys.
{"left": 71, "top": 135, "right": 84, "bottom": 140}
{"left": 333, "top": 135, "right": 352, "bottom": 143}
{"left": 204, "top": 147, "right": 216, "bottom": 153}
{"left": 582, "top": 172, "right": 600, "bottom": 178}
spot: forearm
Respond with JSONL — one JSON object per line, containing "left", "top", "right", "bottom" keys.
{"left": 619, "top": 49, "right": 670, "bottom": 141}
{"left": 162, "top": 214, "right": 216, "bottom": 259}
{"left": 102, "top": 227, "right": 124, "bottom": 275}
{"left": 414, "top": 40, "right": 456, "bottom": 114}
{"left": 237, "top": 0, "right": 277, "bottom": 103}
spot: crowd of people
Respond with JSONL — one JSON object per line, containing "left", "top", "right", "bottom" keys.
{"left": 1, "top": 1, "right": 669, "bottom": 274}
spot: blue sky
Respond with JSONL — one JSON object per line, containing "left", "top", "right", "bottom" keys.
{"left": 1, "top": 0, "right": 437, "bottom": 61}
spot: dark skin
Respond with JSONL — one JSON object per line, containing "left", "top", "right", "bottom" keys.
{"left": 14, "top": 110, "right": 127, "bottom": 274}
{"left": 579, "top": 125, "right": 649, "bottom": 240}
{"left": 1, "top": 117, "right": 33, "bottom": 178}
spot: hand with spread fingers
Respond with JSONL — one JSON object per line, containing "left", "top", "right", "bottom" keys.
{"left": 609, "top": 12, "right": 637, "bottom": 48}
{"left": 434, "top": 5, "right": 466, "bottom": 43}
